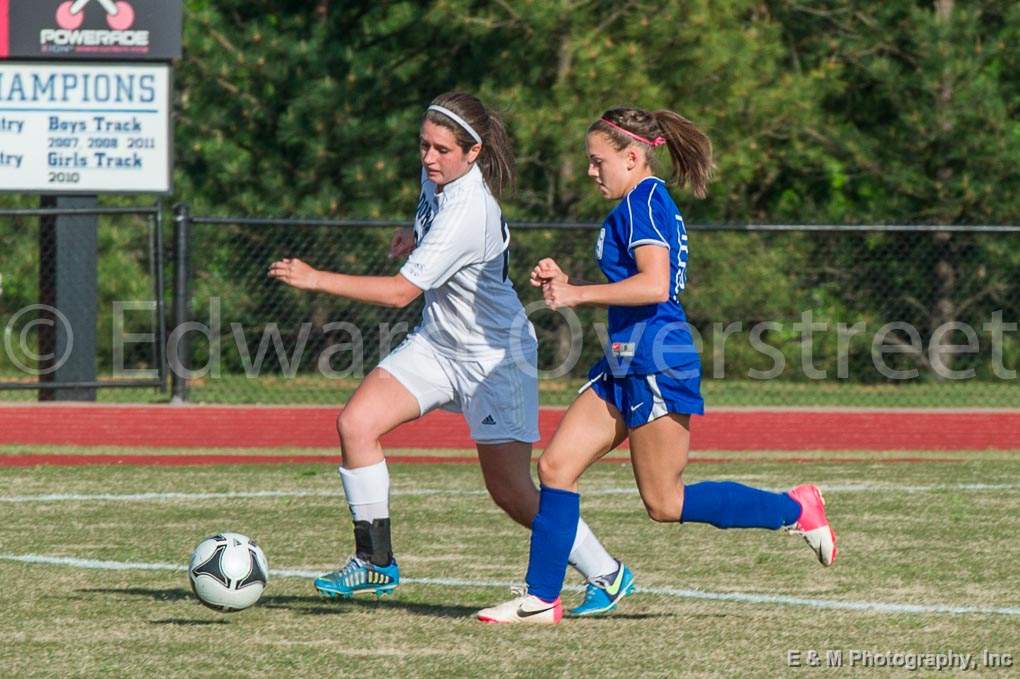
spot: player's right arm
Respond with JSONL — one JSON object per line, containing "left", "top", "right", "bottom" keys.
{"left": 541, "top": 245, "right": 669, "bottom": 310}
{"left": 268, "top": 257, "right": 422, "bottom": 308}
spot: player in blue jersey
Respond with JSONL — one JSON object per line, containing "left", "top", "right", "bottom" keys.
{"left": 270, "top": 93, "right": 632, "bottom": 612}
{"left": 478, "top": 107, "right": 837, "bottom": 624}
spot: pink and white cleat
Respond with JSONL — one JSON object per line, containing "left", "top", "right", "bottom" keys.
{"left": 786, "top": 484, "right": 838, "bottom": 566}
{"left": 477, "top": 589, "right": 563, "bottom": 624}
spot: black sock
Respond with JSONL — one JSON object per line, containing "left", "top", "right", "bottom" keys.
{"left": 353, "top": 520, "right": 373, "bottom": 562}
{"left": 353, "top": 519, "right": 393, "bottom": 567}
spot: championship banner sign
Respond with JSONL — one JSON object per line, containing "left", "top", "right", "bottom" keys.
{"left": 0, "top": 0, "right": 182, "bottom": 61}
{"left": 0, "top": 61, "right": 171, "bottom": 193}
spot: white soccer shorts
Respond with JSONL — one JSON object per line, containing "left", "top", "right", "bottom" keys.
{"left": 377, "top": 333, "right": 540, "bottom": 444}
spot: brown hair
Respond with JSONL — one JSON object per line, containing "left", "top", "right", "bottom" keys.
{"left": 588, "top": 107, "right": 714, "bottom": 199}
{"left": 424, "top": 92, "right": 515, "bottom": 198}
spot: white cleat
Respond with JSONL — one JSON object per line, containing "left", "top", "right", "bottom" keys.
{"left": 477, "top": 589, "right": 563, "bottom": 624}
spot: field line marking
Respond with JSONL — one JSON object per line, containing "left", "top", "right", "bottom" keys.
{"left": 1, "top": 553, "right": 1018, "bottom": 618}
{"left": 2, "top": 482, "right": 1018, "bottom": 504}
{"left": 0, "top": 489, "right": 477, "bottom": 503}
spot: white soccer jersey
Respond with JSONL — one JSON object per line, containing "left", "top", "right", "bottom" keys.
{"left": 400, "top": 164, "right": 534, "bottom": 360}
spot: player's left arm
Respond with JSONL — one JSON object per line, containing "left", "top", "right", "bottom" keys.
{"left": 268, "top": 257, "right": 422, "bottom": 308}
{"left": 542, "top": 245, "right": 669, "bottom": 310}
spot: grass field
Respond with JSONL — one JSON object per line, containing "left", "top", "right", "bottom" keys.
{"left": 1, "top": 448, "right": 1018, "bottom": 677}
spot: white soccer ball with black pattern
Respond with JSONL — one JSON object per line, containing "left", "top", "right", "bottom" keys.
{"left": 188, "top": 532, "right": 268, "bottom": 612}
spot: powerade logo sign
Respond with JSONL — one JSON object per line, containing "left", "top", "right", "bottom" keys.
{"left": 0, "top": 0, "right": 181, "bottom": 61}
{"left": 55, "top": 0, "right": 135, "bottom": 30}
{"left": 43, "top": 0, "right": 149, "bottom": 54}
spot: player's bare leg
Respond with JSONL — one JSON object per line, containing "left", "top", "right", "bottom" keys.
{"left": 476, "top": 441, "right": 538, "bottom": 527}
{"left": 316, "top": 368, "right": 422, "bottom": 599}
{"left": 629, "top": 413, "right": 836, "bottom": 565}
{"left": 627, "top": 413, "right": 691, "bottom": 522}
{"left": 537, "top": 388, "right": 628, "bottom": 491}
{"left": 337, "top": 367, "right": 422, "bottom": 469}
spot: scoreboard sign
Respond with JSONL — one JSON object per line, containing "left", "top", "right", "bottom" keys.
{"left": 0, "top": 61, "right": 171, "bottom": 193}
{"left": 0, "top": 1, "right": 179, "bottom": 194}
{"left": 0, "top": 0, "right": 183, "bottom": 61}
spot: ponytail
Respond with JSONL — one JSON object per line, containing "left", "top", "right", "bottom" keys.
{"left": 651, "top": 110, "right": 713, "bottom": 199}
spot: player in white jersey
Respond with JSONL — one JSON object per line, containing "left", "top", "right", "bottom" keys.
{"left": 269, "top": 92, "right": 632, "bottom": 614}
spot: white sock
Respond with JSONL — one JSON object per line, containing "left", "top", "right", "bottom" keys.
{"left": 337, "top": 460, "right": 390, "bottom": 522}
{"left": 568, "top": 518, "right": 619, "bottom": 580}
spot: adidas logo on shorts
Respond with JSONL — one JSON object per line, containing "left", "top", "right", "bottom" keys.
{"left": 481, "top": 414, "right": 496, "bottom": 425}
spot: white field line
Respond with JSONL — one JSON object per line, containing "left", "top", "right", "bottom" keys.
{"left": 1, "top": 483, "right": 1018, "bottom": 504}
{"left": 1, "top": 553, "right": 1017, "bottom": 618}
{"left": 0, "top": 489, "right": 462, "bottom": 503}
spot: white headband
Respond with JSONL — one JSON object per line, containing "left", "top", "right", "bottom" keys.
{"left": 427, "top": 104, "right": 482, "bottom": 145}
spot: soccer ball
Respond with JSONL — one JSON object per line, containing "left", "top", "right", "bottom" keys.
{"left": 188, "top": 532, "right": 268, "bottom": 612}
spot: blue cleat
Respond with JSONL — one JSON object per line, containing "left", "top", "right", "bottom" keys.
{"left": 568, "top": 562, "right": 636, "bottom": 617}
{"left": 314, "top": 556, "right": 400, "bottom": 599}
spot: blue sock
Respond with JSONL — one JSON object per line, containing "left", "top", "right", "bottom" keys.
{"left": 525, "top": 485, "right": 580, "bottom": 602}
{"left": 680, "top": 481, "right": 801, "bottom": 529}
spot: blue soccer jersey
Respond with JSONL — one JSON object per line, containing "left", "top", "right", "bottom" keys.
{"left": 594, "top": 176, "right": 700, "bottom": 376}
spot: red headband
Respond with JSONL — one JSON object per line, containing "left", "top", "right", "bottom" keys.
{"left": 599, "top": 118, "right": 666, "bottom": 148}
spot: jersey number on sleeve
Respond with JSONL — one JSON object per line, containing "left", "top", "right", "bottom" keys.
{"left": 500, "top": 218, "right": 510, "bottom": 282}
{"left": 674, "top": 217, "right": 688, "bottom": 300}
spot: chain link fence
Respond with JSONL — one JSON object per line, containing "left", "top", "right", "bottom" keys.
{"left": 174, "top": 214, "right": 1020, "bottom": 408}
{"left": 0, "top": 204, "right": 166, "bottom": 401}
{"left": 1, "top": 205, "right": 1017, "bottom": 407}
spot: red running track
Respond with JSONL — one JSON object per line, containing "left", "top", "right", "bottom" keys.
{"left": 0, "top": 454, "right": 966, "bottom": 468}
{"left": 1, "top": 404, "right": 1018, "bottom": 451}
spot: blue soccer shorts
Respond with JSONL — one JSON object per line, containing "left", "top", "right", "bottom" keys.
{"left": 583, "top": 358, "right": 704, "bottom": 428}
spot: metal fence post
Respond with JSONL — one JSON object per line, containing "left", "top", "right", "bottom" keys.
{"left": 171, "top": 203, "right": 192, "bottom": 403}
{"left": 153, "top": 202, "right": 168, "bottom": 392}
{"left": 38, "top": 195, "right": 99, "bottom": 401}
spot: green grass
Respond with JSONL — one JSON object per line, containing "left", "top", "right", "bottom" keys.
{"left": 1, "top": 372, "right": 1017, "bottom": 408}
{"left": 1, "top": 448, "right": 1018, "bottom": 677}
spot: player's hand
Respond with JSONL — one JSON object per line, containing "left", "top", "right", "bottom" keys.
{"left": 389, "top": 227, "right": 415, "bottom": 259}
{"left": 268, "top": 258, "right": 321, "bottom": 292}
{"left": 542, "top": 279, "right": 582, "bottom": 310}
{"left": 530, "top": 258, "right": 568, "bottom": 287}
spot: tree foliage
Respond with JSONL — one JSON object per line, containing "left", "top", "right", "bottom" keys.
{"left": 171, "top": 2, "right": 1018, "bottom": 224}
